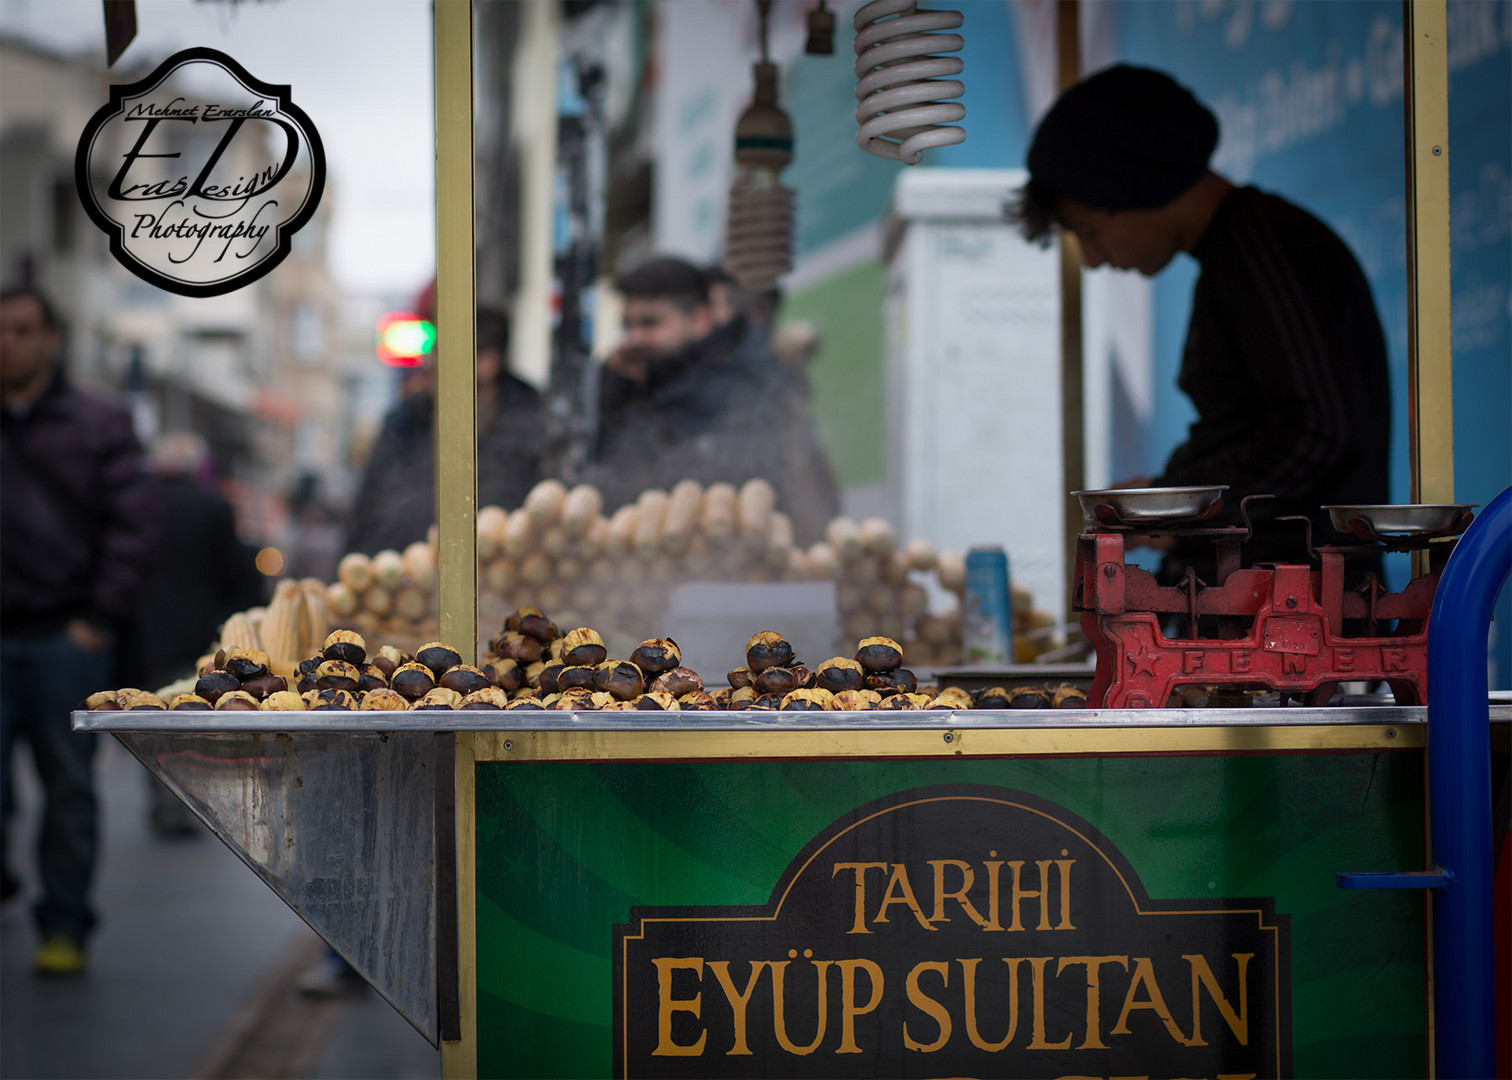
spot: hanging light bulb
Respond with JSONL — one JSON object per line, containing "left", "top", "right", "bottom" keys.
{"left": 805, "top": 1, "right": 835, "bottom": 55}
{"left": 724, "top": 1, "right": 796, "bottom": 295}
{"left": 853, "top": 0, "right": 966, "bottom": 164}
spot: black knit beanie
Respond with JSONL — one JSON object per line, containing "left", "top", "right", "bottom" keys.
{"left": 1026, "top": 65, "right": 1219, "bottom": 211}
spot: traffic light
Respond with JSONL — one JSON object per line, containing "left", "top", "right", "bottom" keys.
{"left": 375, "top": 312, "right": 435, "bottom": 366}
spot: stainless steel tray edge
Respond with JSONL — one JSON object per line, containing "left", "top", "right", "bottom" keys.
{"left": 73, "top": 705, "right": 1505, "bottom": 733}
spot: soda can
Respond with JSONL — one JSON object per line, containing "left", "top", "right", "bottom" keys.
{"left": 963, "top": 547, "right": 1014, "bottom": 664}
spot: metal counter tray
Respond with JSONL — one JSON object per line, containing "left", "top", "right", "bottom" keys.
{"left": 73, "top": 703, "right": 1512, "bottom": 733}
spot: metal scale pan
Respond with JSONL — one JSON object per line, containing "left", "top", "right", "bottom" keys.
{"left": 1322, "top": 503, "right": 1477, "bottom": 538}
{"left": 1071, "top": 485, "right": 1228, "bottom": 527}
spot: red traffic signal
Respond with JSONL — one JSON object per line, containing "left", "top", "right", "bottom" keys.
{"left": 375, "top": 312, "right": 436, "bottom": 366}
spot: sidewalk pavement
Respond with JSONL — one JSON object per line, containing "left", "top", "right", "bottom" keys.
{"left": 2, "top": 732, "right": 439, "bottom": 1079}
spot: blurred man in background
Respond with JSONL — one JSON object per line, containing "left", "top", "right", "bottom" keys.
{"left": 586, "top": 257, "right": 839, "bottom": 544}
{"left": 0, "top": 285, "right": 158, "bottom": 976}
{"left": 344, "top": 306, "right": 542, "bottom": 555}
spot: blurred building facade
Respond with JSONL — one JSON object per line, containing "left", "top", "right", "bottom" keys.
{"left": 0, "top": 34, "right": 370, "bottom": 552}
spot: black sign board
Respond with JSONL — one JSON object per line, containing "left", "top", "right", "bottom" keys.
{"left": 616, "top": 784, "right": 1290, "bottom": 1078}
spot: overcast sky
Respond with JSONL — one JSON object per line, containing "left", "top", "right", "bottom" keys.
{"left": 1, "top": 0, "right": 436, "bottom": 298}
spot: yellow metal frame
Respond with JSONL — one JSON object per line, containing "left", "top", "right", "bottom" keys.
{"left": 471, "top": 723, "right": 1421, "bottom": 763}
{"left": 435, "top": 1, "right": 476, "bottom": 1076}
{"left": 1056, "top": 0, "right": 1084, "bottom": 615}
{"left": 448, "top": 731, "right": 479, "bottom": 1079}
{"left": 435, "top": 0, "right": 478, "bottom": 663}
{"left": 1403, "top": 0, "right": 1454, "bottom": 509}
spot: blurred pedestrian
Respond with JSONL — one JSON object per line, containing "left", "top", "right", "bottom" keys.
{"left": 0, "top": 284, "right": 158, "bottom": 976}
{"left": 134, "top": 431, "right": 260, "bottom": 837}
{"left": 344, "top": 305, "right": 542, "bottom": 555}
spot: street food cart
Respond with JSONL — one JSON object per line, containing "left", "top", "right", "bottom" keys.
{"left": 73, "top": 2, "right": 1509, "bottom": 1079}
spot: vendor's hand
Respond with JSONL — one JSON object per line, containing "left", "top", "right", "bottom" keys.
{"left": 66, "top": 618, "right": 113, "bottom": 653}
{"left": 604, "top": 345, "right": 649, "bottom": 384}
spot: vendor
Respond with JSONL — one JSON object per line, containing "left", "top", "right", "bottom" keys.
{"left": 1009, "top": 65, "right": 1390, "bottom": 585}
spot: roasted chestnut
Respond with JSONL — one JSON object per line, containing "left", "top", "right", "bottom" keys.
{"left": 357, "top": 665, "right": 389, "bottom": 694}
{"left": 260, "top": 690, "right": 308, "bottom": 711}
{"left": 1009, "top": 688, "right": 1051, "bottom": 709}
{"left": 855, "top": 636, "right": 903, "bottom": 673}
{"left": 814, "top": 657, "right": 864, "bottom": 694}
{"left": 214, "top": 690, "right": 259, "bottom": 711}
{"left": 503, "top": 604, "right": 541, "bottom": 632}
{"left": 533, "top": 662, "right": 563, "bottom": 695}
{"left": 726, "top": 667, "right": 754, "bottom": 690}
{"left": 1052, "top": 684, "right": 1087, "bottom": 709}
{"left": 304, "top": 688, "right": 356, "bottom": 710}
{"left": 780, "top": 688, "right": 834, "bottom": 711}
{"left": 975, "top": 687, "right": 1013, "bottom": 710}
{"left": 439, "top": 664, "right": 491, "bottom": 696}
{"left": 594, "top": 660, "right": 645, "bottom": 701}
{"left": 168, "top": 692, "right": 212, "bottom": 710}
{"left": 322, "top": 629, "right": 367, "bottom": 667}
{"left": 833, "top": 689, "right": 883, "bottom": 711}
{"left": 556, "top": 665, "right": 599, "bottom": 691}
{"left": 633, "top": 690, "right": 680, "bottom": 711}
{"left": 865, "top": 668, "right": 917, "bottom": 695}
{"left": 461, "top": 687, "right": 509, "bottom": 710}
{"left": 651, "top": 667, "right": 703, "bottom": 698}
{"left": 241, "top": 674, "right": 288, "bottom": 700}
{"left": 677, "top": 691, "right": 718, "bottom": 711}
{"left": 929, "top": 687, "right": 975, "bottom": 711}
{"left": 372, "top": 645, "right": 410, "bottom": 679}
{"left": 516, "top": 609, "right": 559, "bottom": 644}
{"left": 554, "top": 687, "right": 598, "bottom": 711}
{"left": 415, "top": 687, "right": 463, "bottom": 710}
{"left": 560, "top": 628, "right": 608, "bottom": 667}
{"left": 753, "top": 666, "right": 803, "bottom": 696}
{"left": 359, "top": 687, "right": 410, "bottom": 711}
{"left": 223, "top": 646, "right": 271, "bottom": 682}
{"left": 499, "top": 632, "right": 544, "bottom": 665}
{"left": 118, "top": 689, "right": 166, "bottom": 710}
{"left": 194, "top": 669, "right": 240, "bottom": 704}
{"left": 484, "top": 658, "right": 524, "bottom": 693}
{"left": 504, "top": 697, "right": 546, "bottom": 710}
{"left": 745, "top": 632, "right": 793, "bottom": 673}
{"left": 416, "top": 641, "right": 462, "bottom": 675}
{"left": 84, "top": 690, "right": 119, "bottom": 710}
{"left": 390, "top": 662, "right": 437, "bottom": 700}
{"left": 315, "top": 659, "right": 361, "bottom": 692}
{"left": 629, "top": 638, "right": 681, "bottom": 675}
{"left": 749, "top": 693, "right": 782, "bottom": 711}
